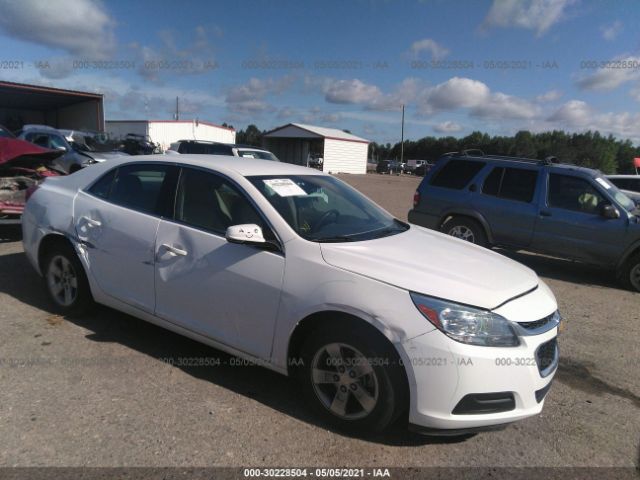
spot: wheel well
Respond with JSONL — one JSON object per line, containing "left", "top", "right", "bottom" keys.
{"left": 439, "top": 214, "right": 491, "bottom": 242}
{"left": 38, "top": 234, "right": 75, "bottom": 272}
{"left": 287, "top": 311, "right": 409, "bottom": 398}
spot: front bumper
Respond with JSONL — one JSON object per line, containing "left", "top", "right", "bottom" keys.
{"left": 399, "top": 324, "right": 558, "bottom": 431}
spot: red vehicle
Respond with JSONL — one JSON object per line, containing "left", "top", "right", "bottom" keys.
{"left": 0, "top": 137, "right": 63, "bottom": 222}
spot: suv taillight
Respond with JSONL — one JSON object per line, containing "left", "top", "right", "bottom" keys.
{"left": 413, "top": 190, "right": 420, "bottom": 208}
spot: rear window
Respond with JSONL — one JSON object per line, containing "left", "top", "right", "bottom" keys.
{"left": 430, "top": 160, "right": 485, "bottom": 190}
{"left": 482, "top": 167, "right": 538, "bottom": 203}
{"left": 177, "top": 142, "right": 232, "bottom": 155}
{"left": 87, "top": 164, "right": 170, "bottom": 215}
{"left": 610, "top": 177, "right": 640, "bottom": 193}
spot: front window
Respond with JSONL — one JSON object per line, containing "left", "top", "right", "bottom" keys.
{"left": 593, "top": 176, "right": 636, "bottom": 212}
{"left": 248, "top": 175, "right": 408, "bottom": 242}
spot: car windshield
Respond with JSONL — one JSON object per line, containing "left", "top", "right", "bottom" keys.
{"left": 248, "top": 175, "right": 408, "bottom": 242}
{"left": 237, "top": 149, "right": 279, "bottom": 161}
{"left": 595, "top": 176, "right": 636, "bottom": 212}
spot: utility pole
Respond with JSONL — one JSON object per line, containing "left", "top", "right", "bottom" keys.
{"left": 175, "top": 97, "right": 179, "bottom": 121}
{"left": 400, "top": 104, "right": 405, "bottom": 169}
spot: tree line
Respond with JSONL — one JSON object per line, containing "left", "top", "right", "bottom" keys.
{"left": 224, "top": 124, "right": 639, "bottom": 174}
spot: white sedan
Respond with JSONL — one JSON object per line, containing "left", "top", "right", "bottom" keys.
{"left": 22, "top": 155, "right": 561, "bottom": 435}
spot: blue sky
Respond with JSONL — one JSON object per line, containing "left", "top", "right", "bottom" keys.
{"left": 1, "top": 0, "right": 640, "bottom": 143}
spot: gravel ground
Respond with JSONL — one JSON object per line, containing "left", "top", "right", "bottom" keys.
{"left": 0, "top": 173, "right": 638, "bottom": 473}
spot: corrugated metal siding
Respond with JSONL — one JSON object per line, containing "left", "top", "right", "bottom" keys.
{"left": 148, "top": 122, "right": 235, "bottom": 151}
{"left": 105, "top": 121, "right": 148, "bottom": 139}
{"left": 105, "top": 121, "right": 236, "bottom": 152}
{"left": 322, "top": 139, "right": 368, "bottom": 174}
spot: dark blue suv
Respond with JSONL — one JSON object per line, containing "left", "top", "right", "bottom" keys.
{"left": 408, "top": 152, "right": 640, "bottom": 292}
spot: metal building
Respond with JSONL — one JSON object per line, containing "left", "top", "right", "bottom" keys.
{"left": 263, "top": 123, "right": 369, "bottom": 174}
{"left": 0, "top": 81, "right": 104, "bottom": 132}
{"left": 105, "top": 120, "right": 236, "bottom": 152}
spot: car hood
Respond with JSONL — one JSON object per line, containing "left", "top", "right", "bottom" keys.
{"left": 0, "top": 138, "right": 63, "bottom": 168}
{"left": 319, "top": 225, "right": 539, "bottom": 310}
{"left": 84, "top": 150, "right": 129, "bottom": 162}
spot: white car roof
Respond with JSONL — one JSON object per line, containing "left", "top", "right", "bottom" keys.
{"left": 99, "top": 154, "right": 324, "bottom": 177}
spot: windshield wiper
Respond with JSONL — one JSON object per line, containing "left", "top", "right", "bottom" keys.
{"left": 312, "top": 235, "right": 355, "bottom": 243}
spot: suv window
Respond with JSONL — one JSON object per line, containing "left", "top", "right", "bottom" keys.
{"left": 482, "top": 167, "right": 538, "bottom": 203}
{"left": 178, "top": 142, "right": 233, "bottom": 155}
{"left": 548, "top": 174, "right": 605, "bottom": 215}
{"left": 174, "top": 168, "right": 265, "bottom": 234}
{"left": 430, "top": 160, "right": 485, "bottom": 189}
{"left": 88, "top": 164, "right": 170, "bottom": 214}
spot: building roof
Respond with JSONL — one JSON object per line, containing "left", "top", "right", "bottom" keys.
{"left": 264, "top": 123, "right": 369, "bottom": 143}
{"left": 106, "top": 119, "right": 235, "bottom": 131}
{"left": 0, "top": 81, "right": 103, "bottom": 110}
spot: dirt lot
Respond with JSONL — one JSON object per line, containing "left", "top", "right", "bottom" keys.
{"left": 0, "top": 173, "right": 638, "bottom": 472}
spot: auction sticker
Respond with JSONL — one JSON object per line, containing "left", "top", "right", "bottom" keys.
{"left": 264, "top": 178, "right": 307, "bottom": 197}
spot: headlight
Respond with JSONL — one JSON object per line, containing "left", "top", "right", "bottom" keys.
{"left": 410, "top": 292, "right": 519, "bottom": 347}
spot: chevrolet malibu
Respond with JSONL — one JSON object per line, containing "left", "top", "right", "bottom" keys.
{"left": 22, "top": 155, "right": 561, "bottom": 435}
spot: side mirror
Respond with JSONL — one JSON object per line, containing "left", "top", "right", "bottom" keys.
{"left": 600, "top": 203, "right": 620, "bottom": 219}
{"left": 55, "top": 145, "right": 68, "bottom": 152}
{"left": 225, "top": 224, "right": 265, "bottom": 245}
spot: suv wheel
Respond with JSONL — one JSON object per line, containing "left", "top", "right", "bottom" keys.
{"left": 441, "top": 217, "right": 487, "bottom": 247}
{"left": 298, "top": 324, "right": 406, "bottom": 433}
{"left": 620, "top": 253, "right": 640, "bottom": 292}
{"left": 43, "top": 243, "right": 93, "bottom": 315}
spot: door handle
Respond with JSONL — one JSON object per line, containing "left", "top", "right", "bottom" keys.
{"left": 83, "top": 216, "right": 101, "bottom": 227}
{"left": 161, "top": 243, "right": 188, "bottom": 256}
{"left": 539, "top": 210, "right": 552, "bottom": 217}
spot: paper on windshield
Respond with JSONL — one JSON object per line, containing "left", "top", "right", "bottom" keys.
{"left": 595, "top": 177, "right": 612, "bottom": 189}
{"left": 263, "top": 178, "right": 307, "bottom": 197}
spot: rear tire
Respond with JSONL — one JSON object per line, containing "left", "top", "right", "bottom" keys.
{"left": 441, "top": 216, "right": 488, "bottom": 247}
{"left": 297, "top": 323, "right": 407, "bottom": 433}
{"left": 620, "top": 252, "right": 640, "bottom": 292}
{"left": 42, "top": 242, "right": 93, "bottom": 315}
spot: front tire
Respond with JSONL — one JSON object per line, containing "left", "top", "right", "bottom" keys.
{"left": 441, "top": 216, "right": 488, "bottom": 247}
{"left": 298, "top": 324, "right": 407, "bottom": 433}
{"left": 620, "top": 252, "right": 640, "bottom": 292}
{"left": 43, "top": 243, "right": 93, "bottom": 315}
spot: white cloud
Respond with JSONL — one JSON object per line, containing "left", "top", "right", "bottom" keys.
{"left": 482, "top": 0, "right": 575, "bottom": 36}
{"left": 546, "top": 99, "right": 640, "bottom": 142}
{"left": 535, "top": 89, "right": 562, "bottom": 102}
{"left": 0, "top": 0, "right": 115, "bottom": 58}
{"left": 433, "top": 121, "right": 463, "bottom": 133}
{"left": 422, "top": 77, "right": 490, "bottom": 113}
{"left": 324, "top": 79, "right": 383, "bottom": 105}
{"left": 408, "top": 38, "right": 450, "bottom": 60}
{"left": 225, "top": 76, "right": 296, "bottom": 114}
{"left": 130, "top": 26, "right": 219, "bottom": 82}
{"left": 471, "top": 92, "right": 538, "bottom": 119}
{"left": 547, "top": 100, "right": 592, "bottom": 126}
{"left": 601, "top": 21, "right": 623, "bottom": 41}
{"left": 575, "top": 55, "right": 640, "bottom": 91}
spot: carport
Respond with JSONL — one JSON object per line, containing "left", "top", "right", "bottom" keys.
{"left": 0, "top": 81, "right": 104, "bottom": 132}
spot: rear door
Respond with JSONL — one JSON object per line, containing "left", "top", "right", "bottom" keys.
{"left": 74, "top": 163, "right": 177, "bottom": 312}
{"left": 472, "top": 165, "right": 540, "bottom": 247}
{"left": 531, "top": 172, "right": 628, "bottom": 265}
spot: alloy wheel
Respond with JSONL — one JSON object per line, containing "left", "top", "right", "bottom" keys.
{"left": 310, "top": 343, "right": 379, "bottom": 420}
{"left": 630, "top": 263, "right": 640, "bottom": 291}
{"left": 448, "top": 225, "right": 475, "bottom": 243}
{"left": 47, "top": 255, "right": 78, "bottom": 307}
